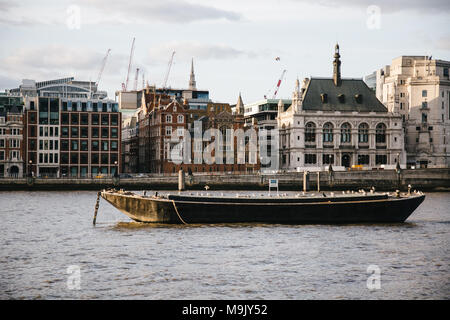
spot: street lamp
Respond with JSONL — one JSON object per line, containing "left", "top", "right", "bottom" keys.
{"left": 114, "top": 161, "right": 118, "bottom": 178}
{"left": 28, "top": 160, "right": 32, "bottom": 177}
{"left": 396, "top": 153, "right": 401, "bottom": 190}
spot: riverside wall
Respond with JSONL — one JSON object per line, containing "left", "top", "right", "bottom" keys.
{"left": 0, "top": 168, "right": 449, "bottom": 192}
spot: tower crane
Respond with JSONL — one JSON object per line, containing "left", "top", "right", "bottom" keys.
{"left": 124, "top": 37, "right": 135, "bottom": 91}
{"left": 271, "top": 69, "right": 287, "bottom": 99}
{"left": 162, "top": 51, "right": 176, "bottom": 89}
{"left": 133, "top": 68, "right": 140, "bottom": 91}
{"left": 96, "top": 48, "right": 111, "bottom": 87}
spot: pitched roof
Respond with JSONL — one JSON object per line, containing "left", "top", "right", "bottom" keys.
{"left": 302, "top": 78, "right": 387, "bottom": 112}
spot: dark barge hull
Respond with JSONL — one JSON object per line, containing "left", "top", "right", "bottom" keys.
{"left": 101, "top": 190, "right": 426, "bottom": 224}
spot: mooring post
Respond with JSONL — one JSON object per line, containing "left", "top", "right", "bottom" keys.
{"left": 178, "top": 169, "right": 185, "bottom": 191}
{"left": 317, "top": 171, "right": 320, "bottom": 192}
{"left": 93, "top": 191, "right": 101, "bottom": 225}
{"left": 303, "top": 171, "right": 309, "bottom": 192}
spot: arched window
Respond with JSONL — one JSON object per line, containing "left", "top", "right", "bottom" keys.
{"left": 323, "top": 122, "right": 333, "bottom": 142}
{"left": 376, "top": 123, "right": 386, "bottom": 143}
{"left": 305, "top": 122, "right": 316, "bottom": 142}
{"left": 341, "top": 122, "right": 351, "bottom": 143}
{"left": 358, "top": 123, "right": 369, "bottom": 143}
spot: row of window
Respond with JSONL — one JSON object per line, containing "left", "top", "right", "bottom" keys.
{"left": 0, "top": 150, "right": 20, "bottom": 161}
{"left": 165, "top": 115, "right": 184, "bottom": 123}
{"left": 0, "top": 139, "right": 20, "bottom": 148}
{"left": 0, "top": 128, "right": 21, "bottom": 135}
{"left": 60, "top": 153, "right": 118, "bottom": 165}
{"left": 60, "top": 140, "right": 118, "bottom": 152}
{"left": 39, "top": 153, "right": 59, "bottom": 164}
{"left": 61, "top": 127, "right": 118, "bottom": 138}
{"left": 302, "top": 154, "right": 388, "bottom": 165}
{"left": 39, "top": 126, "right": 59, "bottom": 137}
{"left": 39, "top": 140, "right": 58, "bottom": 151}
{"left": 305, "top": 122, "right": 387, "bottom": 143}
{"left": 61, "top": 113, "right": 119, "bottom": 126}
{"left": 61, "top": 166, "right": 116, "bottom": 177}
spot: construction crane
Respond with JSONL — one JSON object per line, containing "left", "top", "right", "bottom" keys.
{"left": 142, "top": 71, "right": 145, "bottom": 90}
{"left": 96, "top": 48, "right": 111, "bottom": 87}
{"left": 162, "top": 51, "right": 176, "bottom": 89}
{"left": 271, "top": 69, "right": 287, "bottom": 99}
{"left": 133, "top": 68, "right": 140, "bottom": 91}
{"left": 124, "top": 37, "right": 135, "bottom": 91}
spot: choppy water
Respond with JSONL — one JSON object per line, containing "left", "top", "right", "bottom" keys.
{"left": 0, "top": 191, "right": 448, "bottom": 299}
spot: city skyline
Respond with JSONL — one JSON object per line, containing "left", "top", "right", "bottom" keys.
{"left": 1, "top": 0, "right": 449, "bottom": 103}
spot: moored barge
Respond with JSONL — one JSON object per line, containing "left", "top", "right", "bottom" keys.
{"left": 100, "top": 189, "right": 425, "bottom": 224}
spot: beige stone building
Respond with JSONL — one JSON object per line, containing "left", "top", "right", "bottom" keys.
{"left": 374, "top": 56, "right": 450, "bottom": 168}
{"left": 278, "top": 44, "right": 404, "bottom": 171}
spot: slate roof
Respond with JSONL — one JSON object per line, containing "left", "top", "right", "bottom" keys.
{"left": 302, "top": 78, "right": 387, "bottom": 112}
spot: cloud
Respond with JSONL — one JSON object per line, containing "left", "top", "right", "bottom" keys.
{"left": 0, "top": 0, "right": 243, "bottom": 27}
{"left": 0, "top": 45, "right": 127, "bottom": 84}
{"left": 81, "top": 0, "right": 242, "bottom": 23}
{"left": 147, "top": 42, "right": 257, "bottom": 64}
{"left": 292, "top": 0, "right": 450, "bottom": 14}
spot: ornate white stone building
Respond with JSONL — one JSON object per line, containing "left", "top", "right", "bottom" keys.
{"left": 278, "top": 44, "right": 405, "bottom": 171}
{"left": 374, "top": 56, "right": 450, "bottom": 168}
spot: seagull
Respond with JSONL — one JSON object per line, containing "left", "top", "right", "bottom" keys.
{"left": 204, "top": 185, "right": 210, "bottom": 191}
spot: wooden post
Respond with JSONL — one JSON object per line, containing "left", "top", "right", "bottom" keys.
{"left": 178, "top": 169, "right": 185, "bottom": 191}
{"left": 303, "top": 171, "right": 309, "bottom": 192}
{"left": 317, "top": 171, "right": 320, "bottom": 192}
{"left": 93, "top": 191, "right": 101, "bottom": 225}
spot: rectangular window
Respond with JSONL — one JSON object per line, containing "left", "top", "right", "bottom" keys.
{"left": 422, "top": 90, "right": 427, "bottom": 97}
{"left": 111, "top": 128, "right": 118, "bottom": 138}
{"left": 81, "top": 127, "right": 88, "bottom": 138}
{"left": 165, "top": 126, "right": 172, "bottom": 136}
{"left": 61, "top": 127, "right": 69, "bottom": 138}
{"left": 101, "top": 153, "right": 109, "bottom": 164}
{"left": 71, "top": 114, "right": 79, "bottom": 125}
{"left": 101, "top": 128, "right": 108, "bottom": 138}
{"left": 358, "top": 154, "right": 370, "bottom": 165}
{"left": 71, "top": 140, "right": 78, "bottom": 151}
{"left": 102, "top": 141, "right": 108, "bottom": 151}
{"left": 81, "top": 114, "right": 88, "bottom": 125}
{"left": 305, "top": 154, "right": 317, "bottom": 164}
{"left": 71, "top": 127, "right": 78, "bottom": 138}
{"left": 323, "top": 154, "right": 334, "bottom": 165}
{"left": 61, "top": 140, "right": 69, "bottom": 151}
{"left": 92, "top": 114, "right": 99, "bottom": 125}
{"left": 92, "top": 140, "right": 99, "bottom": 151}
{"left": 101, "top": 115, "right": 109, "bottom": 125}
{"left": 111, "top": 114, "right": 118, "bottom": 126}
{"left": 92, "top": 127, "right": 99, "bottom": 138}
{"left": 375, "top": 155, "right": 387, "bottom": 165}
{"left": 81, "top": 140, "right": 88, "bottom": 151}
{"left": 111, "top": 141, "right": 118, "bottom": 151}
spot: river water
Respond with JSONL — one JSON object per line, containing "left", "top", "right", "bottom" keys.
{"left": 0, "top": 191, "right": 448, "bottom": 299}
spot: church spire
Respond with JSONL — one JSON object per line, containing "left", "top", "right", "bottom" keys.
{"left": 333, "top": 43, "right": 341, "bottom": 86}
{"left": 189, "top": 58, "right": 197, "bottom": 90}
{"left": 236, "top": 92, "right": 244, "bottom": 115}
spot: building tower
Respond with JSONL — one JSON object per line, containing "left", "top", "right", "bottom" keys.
{"left": 292, "top": 77, "right": 302, "bottom": 112}
{"left": 333, "top": 43, "right": 342, "bottom": 86}
{"left": 189, "top": 58, "right": 197, "bottom": 90}
{"left": 236, "top": 92, "right": 244, "bottom": 115}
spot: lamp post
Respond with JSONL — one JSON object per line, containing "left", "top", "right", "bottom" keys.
{"left": 113, "top": 160, "right": 119, "bottom": 187}
{"left": 28, "top": 160, "right": 32, "bottom": 177}
{"left": 396, "top": 153, "right": 401, "bottom": 190}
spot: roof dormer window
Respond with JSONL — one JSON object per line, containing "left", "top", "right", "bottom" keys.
{"left": 338, "top": 94, "right": 345, "bottom": 103}
{"left": 320, "top": 93, "right": 328, "bottom": 103}
{"left": 355, "top": 94, "right": 363, "bottom": 104}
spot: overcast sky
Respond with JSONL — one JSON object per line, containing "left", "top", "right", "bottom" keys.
{"left": 0, "top": 0, "right": 449, "bottom": 104}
